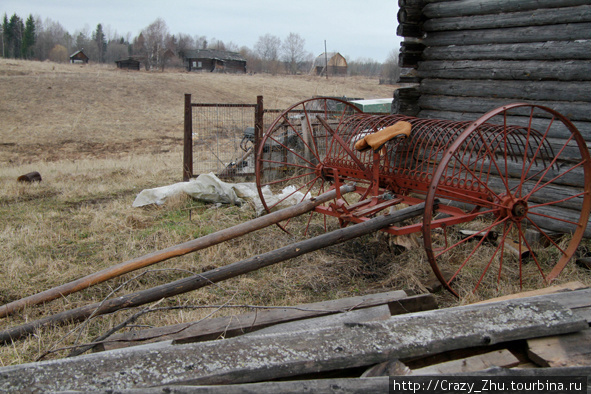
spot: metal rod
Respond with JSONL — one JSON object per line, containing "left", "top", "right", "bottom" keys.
{"left": 0, "top": 185, "right": 356, "bottom": 319}
{"left": 183, "top": 93, "right": 193, "bottom": 181}
{"left": 0, "top": 200, "right": 425, "bottom": 344}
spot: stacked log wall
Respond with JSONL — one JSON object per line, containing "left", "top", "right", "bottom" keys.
{"left": 396, "top": 0, "right": 591, "bottom": 235}
{"left": 397, "top": 0, "right": 591, "bottom": 126}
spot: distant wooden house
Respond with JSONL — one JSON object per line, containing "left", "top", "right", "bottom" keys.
{"left": 311, "top": 52, "right": 348, "bottom": 76}
{"left": 69, "top": 50, "right": 89, "bottom": 64}
{"left": 115, "top": 57, "right": 141, "bottom": 71}
{"left": 182, "top": 49, "right": 246, "bottom": 73}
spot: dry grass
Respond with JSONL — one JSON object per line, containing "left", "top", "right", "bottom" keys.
{"left": 1, "top": 59, "right": 590, "bottom": 366}
{"left": 0, "top": 59, "right": 402, "bottom": 365}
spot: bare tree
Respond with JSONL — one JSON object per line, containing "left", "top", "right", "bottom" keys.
{"left": 208, "top": 37, "right": 225, "bottom": 51}
{"left": 281, "top": 32, "right": 307, "bottom": 74}
{"left": 105, "top": 41, "right": 128, "bottom": 63}
{"left": 34, "top": 18, "right": 68, "bottom": 61}
{"left": 194, "top": 35, "right": 207, "bottom": 49}
{"left": 254, "top": 33, "right": 281, "bottom": 74}
{"left": 380, "top": 49, "right": 400, "bottom": 84}
{"left": 142, "top": 18, "right": 170, "bottom": 71}
{"left": 177, "top": 33, "right": 194, "bottom": 57}
{"left": 240, "top": 46, "right": 260, "bottom": 73}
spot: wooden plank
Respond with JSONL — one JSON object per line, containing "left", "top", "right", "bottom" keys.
{"left": 361, "top": 359, "right": 412, "bottom": 377}
{"left": 78, "top": 369, "right": 591, "bottom": 393}
{"left": 424, "top": 41, "right": 591, "bottom": 61}
{"left": 572, "top": 307, "right": 591, "bottom": 323}
{"left": 474, "top": 282, "right": 588, "bottom": 305}
{"left": 418, "top": 95, "right": 591, "bottom": 121}
{"left": 0, "top": 298, "right": 585, "bottom": 391}
{"left": 528, "top": 329, "right": 591, "bottom": 367}
{"left": 411, "top": 349, "right": 520, "bottom": 374}
{"left": 423, "top": 23, "right": 591, "bottom": 47}
{"left": 420, "top": 79, "right": 591, "bottom": 102}
{"left": 424, "top": 5, "right": 591, "bottom": 31}
{"left": 423, "top": 0, "right": 590, "bottom": 18}
{"left": 534, "top": 288, "right": 591, "bottom": 310}
{"left": 97, "top": 291, "right": 435, "bottom": 351}
{"left": 240, "top": 305, "right": 391, "bottom": 337}
{"left": 418, "top": 60, "right": 591, "bottom": 81}
{"left": 97, "top": 378, "right": 393, "bottom": 393}
{"left": 478, "top": 287, "right": 591, "bottom": 323}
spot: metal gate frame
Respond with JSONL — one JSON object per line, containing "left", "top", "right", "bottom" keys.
{"left": 183, "top": 94, "right": 265, "bottom": 181}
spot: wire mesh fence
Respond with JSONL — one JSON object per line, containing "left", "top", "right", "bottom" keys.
{"left": 187, "top": 96, "right": 286, "bottom": 179}
{"left": 191, "top": 103, "right": 257, "bottom": 177}
{"left": 184, "top": 95, "right": 363, "bottom": 181}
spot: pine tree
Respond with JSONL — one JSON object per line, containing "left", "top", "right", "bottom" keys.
{"left": 7, "top": 14, "right": 24, "bottom": 59}
{"left": 1, "top": 14, "right": 7, "bottom": 58}
{"left": 22, "top": 15, "right": 35, "bottom": 59}
{"left": 93, "top": 23, "right": 106, "bottom": 63}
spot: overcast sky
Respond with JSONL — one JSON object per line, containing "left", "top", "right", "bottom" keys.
{"left": 2, "top": 1, "right": 401, "bottom": 62}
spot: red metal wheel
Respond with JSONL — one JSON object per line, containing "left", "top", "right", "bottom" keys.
{"left": 423, "top": 103, "right": 591, "bottom": 297}
{"left": 255, "top": 97, "right": 363, "bottom": 234}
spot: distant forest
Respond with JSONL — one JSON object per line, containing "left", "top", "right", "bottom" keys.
{"left": 0, "top": 13, "right": 399, "bottom": 78}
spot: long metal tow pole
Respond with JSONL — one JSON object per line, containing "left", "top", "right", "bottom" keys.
{"left": 0, "top": 185, "right": 356, "bottom": 319}
{"left": 0, "top": 202, "right": 426, "bottom": 344}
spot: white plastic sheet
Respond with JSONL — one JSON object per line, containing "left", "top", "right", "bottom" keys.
{"left": 132, "top": 173, "right": 308, "bottom": 216}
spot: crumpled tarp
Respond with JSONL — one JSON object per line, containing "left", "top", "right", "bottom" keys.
{"left": 132, "top": 173, "right": 308, "bottom": 216}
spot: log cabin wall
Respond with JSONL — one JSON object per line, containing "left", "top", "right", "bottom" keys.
{"left": 396, "top": 0, "right": 591, "bottom": 236}
{"left": 397, "top": 0, "right": 591, "bottom": 136}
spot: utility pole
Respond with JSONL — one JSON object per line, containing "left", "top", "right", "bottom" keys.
{"left": 324, "top": 40, "right": 328, "bottom": 80}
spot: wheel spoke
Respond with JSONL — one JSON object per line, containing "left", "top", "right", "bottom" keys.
{"left": 261, "top": 170, "right": 317, "bottom": 188}
{"left": 473, "top": 221, "right": 511, "bottom": 292}
{"left": 435, "top": 185, "right": 505, "bottom": 209}
{"left": 267, "top": 134, "right": 317, "bottom": 168}
{"left": 424, "top": 103, "right": 590, "bottom": 297}
{"left": 524, "top": 216, "right": 569, "bottom": 257}
{"left": 258, "top": 157, "right": 315, "bottom": 172}
{"left": 302, "top": 105, "right": 322, "bottom": 161}
{"left": 282, "top": 113, "right": 322, "bottom": 163}
{"left": 528, "top": 190, "right": 587, "bottom": 210}
{"left": 496, "top": 221, "right": 510, "bottom": 289}
{"left": 445, "top": 226, "right": 494, "bottom": 285}
{"left": 256, "top": 98, "right": 363, "bottom": 234}
{"left": 520, "top": 116, "right": 556, "bottom": 196}
{"left": 524, "top": 134, "right": 576, "bottom": 201}
{"left": 518, "top": 222, "right": 547, "bottom": 281}
{"left": 526, "top": 210, "right": 581, "bottom": 227}
{"left": 435, "top": 215, "right": 508, "bottom": 259}
{"left": 525, "top": 160, "right": 586, "bottom": 201}
{"left": 266, "top": 175, "right": 321, "bottom": 211}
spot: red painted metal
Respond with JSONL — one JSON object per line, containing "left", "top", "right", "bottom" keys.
{"left": 256, "top": 98, "right": 591, "bottom": 297}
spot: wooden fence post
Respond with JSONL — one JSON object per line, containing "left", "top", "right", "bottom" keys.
{"left": 183, "top": 93, "right": 193, "bottom": 181}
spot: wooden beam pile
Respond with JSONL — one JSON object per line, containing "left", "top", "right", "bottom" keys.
{"left": 1, "top": 285, "right": 591, "bottom": 392}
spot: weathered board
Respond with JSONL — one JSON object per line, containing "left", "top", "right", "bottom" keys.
{"left": 411, "top": 349, "right": 520, "bottom": 374}
{"left": 0, "top": 298, "right": 585, "bottom": 391}
{"left": 97, "top": 291, "right": 436, "bottom": 351}
{"left": 528, "top": 329, "right": 591, "bottom": 367}
{"left": 423, "top": 5, "right": 591, "bottom": 31}
{"left": 103, "top": 367, "right": 591, "bottom": 394}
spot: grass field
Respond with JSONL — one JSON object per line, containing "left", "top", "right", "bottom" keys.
{"left": 0, "top": 59, "right": 589, "bottom": 366}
